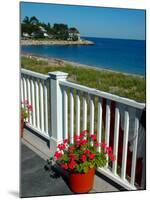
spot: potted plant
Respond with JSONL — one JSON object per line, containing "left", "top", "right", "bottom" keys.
{"left": 49, "top": 130, "right": 116, "bottom": 193}
{"left": 21, "top": 100, "right": 32, "bottom": 137}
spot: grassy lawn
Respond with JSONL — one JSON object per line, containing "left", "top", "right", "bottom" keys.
{"left": 21, "top": 55, "right": 145, "bottom": 103}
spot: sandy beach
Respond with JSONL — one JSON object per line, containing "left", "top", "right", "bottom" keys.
{"left": 21, "top": 39, "right": 94, "bottom": 46}
{"left": 21, "top": 53, "right": 143, "bottom": 78}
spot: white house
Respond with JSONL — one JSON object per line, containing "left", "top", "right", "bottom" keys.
{"left": 68, "top": 28, "right": 80, "bottom": 41}
{"left": 22, "top": 32, "right": 31, "bottom": 39}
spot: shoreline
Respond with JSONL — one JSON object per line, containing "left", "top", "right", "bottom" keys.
{"left": 21, "top": 53, "right": 144, "bottom": 78}
{"left": 21, "top": 39, "right": 95, "bottom": 46}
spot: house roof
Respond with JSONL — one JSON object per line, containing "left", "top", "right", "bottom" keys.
{"left": 68, "top": 28, "right": 79, "bottom": 34}
{"left": 22, "top": 32, "right": 30, "bottom": 37}
{"left": 39, "top": 26, "right": 47, "bottom": 32}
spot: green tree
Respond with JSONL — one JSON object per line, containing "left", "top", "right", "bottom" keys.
{"left": 22, "top": 16, "right": 30, "bottom": 24}
{"left": 21, "top": 16, "right": 40, "bottom": 36}
{"left": 53, "top": 23, "right": 69, "bottom": 40}
{"left": 29, "top": 16, "right": 39, "bottom": 25}
{"left": 21, "top": 16, "right": 79, "bottom": 40}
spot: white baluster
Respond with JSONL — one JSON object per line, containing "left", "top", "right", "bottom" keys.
{"left": 27, "top": 77, "right": 32, "bottom": 124}
{"left": 40, "top": 80, "right": 44, "bottom": 133}
{"left": 21, "top": 78, "right": 24, "bottom": 104}
{"left": 97, "top": 97, "right": 102, "bottom": 152}
{"left": 82, "top": 93, "right": 87, "bottom": 131}
{"left": 31, "top": 78, "right": 36, "bottom": 127}
{"left": 130, "top": 117, "right": 139, "bottom": 186}
{"left": 70, "top": 88, "right": 74, "bottom": 143}
{"left": 35, "top": 79, "right": 40, "bottom": 129}
{"left": 63, "top": 87, "right": 68, "bottom": 139}
{"left": 23, "top": 76, "right": 27, "bottom": 101}
{"left": 90, "top": 95, "right": 94, "bottom": 135}
{"left": 44, "top": 80, "right": 49, "bottom": 134}
{"left": 105, "top": 100, "right": 111, "bottom": 168}
{"left": 76, "top": 90, "right": 80, "bottom": 135}
{"left": 112, "top": 106, "right": 120, "bottom": 175}
{"left": 121, "top": 111, "right": 129, "bottom": 180}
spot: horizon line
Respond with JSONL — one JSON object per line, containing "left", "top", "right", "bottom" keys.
{"left": 81, "top": 36, "right": 145, "bottom": 41}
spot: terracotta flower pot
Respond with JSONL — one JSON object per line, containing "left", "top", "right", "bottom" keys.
{"left": 68, "top": 168, "right": 95, "bottom": 193}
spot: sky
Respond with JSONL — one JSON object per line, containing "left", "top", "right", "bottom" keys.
{"left": 20, "top": 2, "right": 145, "bottom": 40}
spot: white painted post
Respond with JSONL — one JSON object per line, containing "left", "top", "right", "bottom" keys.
{"left": 49, "top": 71, "right": 68, "bottom": 155}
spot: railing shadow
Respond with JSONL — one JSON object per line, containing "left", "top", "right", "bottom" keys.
{"left": 44, "top": 161, "right": 71, "bottom": 191}
{"left": 25, "top": 125, "right": 50, "bottom": 148}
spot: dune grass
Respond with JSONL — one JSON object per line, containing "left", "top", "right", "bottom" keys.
{"left": 21, "top": 55, "right": 145, "bottom": 103}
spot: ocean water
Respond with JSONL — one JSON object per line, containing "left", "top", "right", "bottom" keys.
{"left": 21, "top": 37, "right": 146, "bottom": 75}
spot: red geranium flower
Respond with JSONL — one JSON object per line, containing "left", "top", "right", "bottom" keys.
{"left": 51, "top": 130, "right": 116, "bottom": 174}
{"left": 100, "top": 142, "right": 107, "bottom": 149}
{"left": 28, "top": 104, "right": 32, "bottom": 111}
{"left": 106, "top": 147, "right": 112, "bottom": 154}
{"left": 57, "top": 143, "right": 65, "bottom": 151}
{"left": 75, "top": 140, "right": 80, "bottom": 146}
{"left": 90, "top": 134, "right": 97, "bottom": 140}
{"left": 68, "top": 160, "right": 77, "bottom": 170}
{"left": 69, "top": 152, "right": 77, "bottom": 160}
{"left": 24, "top": 99, "right": 29, "bottom": 104}
{"left": 61, "top": 163, "right": 68, "bottom": 170}
{"left": 109, "top": 154, "right": 116, "bottom": 161}
{"left": 80, "top": 154, "right": 87, "bottom": 162}
{"left": 74, "top": 134, "right": 80, "bottom": 140}
{"left": 80, "top": 130, "right": 88, "bottom": 138}
{"left": 63, "top": 139, "right": 68, "bottom": 144}
{"left": 89, "top": 153, "right": 95, "bottom": 159}
{"left": 95, "top": 142, "right": 100, "bottom": 147}
{"left": 84, "top": 149, "right": 91, "bottom": 154}
{"left": 80, "top": 139, "right": 88, "bottom": 145}
{"left": 54, "top": 151, "right": 63, "bottom": 159}
{"left": 68, "top": 145, "right": 75, "bottom": 151}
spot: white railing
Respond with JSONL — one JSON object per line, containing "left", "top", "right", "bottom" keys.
{"left": 21, "top": 69, "right": 49, "bottom": 139}
{"left": 59, "top": 79, "right": 145, "bottom": 190}
{"left": 21, "top": 69, "right": 145, "bottom": 190}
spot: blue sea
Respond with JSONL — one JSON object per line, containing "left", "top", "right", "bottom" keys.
{"left": 21, "top": 37, "right": 146, "bottom": 75}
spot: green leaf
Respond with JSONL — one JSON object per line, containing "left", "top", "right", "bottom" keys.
{"left": 83, "top": 166, "right": 88, "bottom": 173}
{"left": 60, "top": 154, "right": 69, "bottom": 162}
{"left": 89, "top": 164, "right": 94, "bottom": 168}
{"left": 49, "top": 157, "right": 53, "bottom": 161}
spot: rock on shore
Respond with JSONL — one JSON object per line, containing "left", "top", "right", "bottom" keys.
{"left": 21, "top": 39, "right": 95, "bottom": 46}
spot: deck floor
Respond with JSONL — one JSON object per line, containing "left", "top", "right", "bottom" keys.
{"left": 20, "top": 128, "right": 120, "bottom": 197}
{"left": 20, "top": 143, "right": 73, "bottom": 197}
